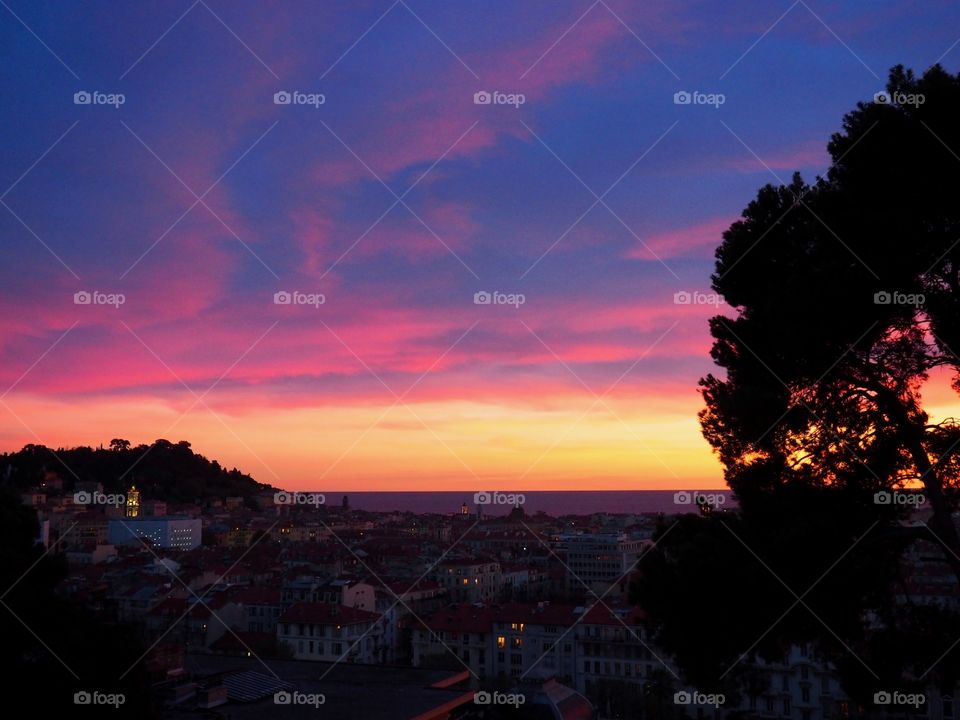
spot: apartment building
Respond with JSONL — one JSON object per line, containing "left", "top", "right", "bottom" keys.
{"left": 554, "top": 532, "right": 647, "bottom": 597}
{"left": 277, "top": 603, "right": 382, "bottom": 663}
{"left": 434, "top": 559, "right": 502, "bottom": 602}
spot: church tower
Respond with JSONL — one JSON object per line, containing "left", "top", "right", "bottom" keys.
{"left": 126, "top": 484, "right": 141, "bottom": 517}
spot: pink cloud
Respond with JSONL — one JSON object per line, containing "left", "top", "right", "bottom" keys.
{"left": 0, "top": 284, "right": 719, "bottom": 406}
{"left": 626, "top": 215, "right": 736, "bottom": 260}
{"left": 724, "top": 138, "right": 830, "bottom": 173}
{"left": 307, "top": 0, "right": 686, "bottom": 186}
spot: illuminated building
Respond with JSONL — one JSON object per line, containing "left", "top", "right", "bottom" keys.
{"left": 126, "top": 484, "right": 141, "bottom": 517}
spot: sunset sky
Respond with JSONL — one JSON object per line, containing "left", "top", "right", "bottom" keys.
{"left": 2, "top": 1, "right": 960, "bottom": 491}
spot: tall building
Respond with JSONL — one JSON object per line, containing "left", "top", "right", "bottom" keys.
{"left": 555, "top": 532, "right": 646, "bottom": 595}
{"left": 126, "top": 484, "right": 141, "bottom": 517}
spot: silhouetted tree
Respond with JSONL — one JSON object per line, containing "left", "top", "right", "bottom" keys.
{"left": 702, "top": 63, "right": 960, "bottom": 577}
{"left": 636, "top": 64, "right": 960, "bottom": 705}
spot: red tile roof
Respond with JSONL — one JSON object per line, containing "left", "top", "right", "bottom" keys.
{"left": 438, "top": 558, "right": 499, "bottom": 568}
{"left": 278, "top": 602, "right": 379, "bottom": 626}
{"left": 419, "top": 604, "right": 498, "bottom": 634}
{"left": 421, "top": 602, "right": 648, "bottom": 633}
{"left": 382, "top": 579, "right": 444, "bottom": 595}
{"left": 580, "top": 604, "right": 648, "bottom": 625}
{"left": 233, "top": 586, "right": 281, "bottom": 605}
{"left": 494, "top": 602, "right": 581, "bottom": 626}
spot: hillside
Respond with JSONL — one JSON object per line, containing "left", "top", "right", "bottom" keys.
{"left": 0, "top": 439, "right": 271, "bottom": 503}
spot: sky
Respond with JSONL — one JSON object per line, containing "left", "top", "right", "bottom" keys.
{"left": 2, "top": 0, "right": 960, "bottom": 492}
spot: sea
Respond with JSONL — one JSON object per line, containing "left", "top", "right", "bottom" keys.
{"left": 321, "top": 490, "right": 735, "bottom": 516}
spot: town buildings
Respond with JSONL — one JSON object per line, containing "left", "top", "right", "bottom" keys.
{"left": 107, "top": 516, "right": 202, "bottom": 550}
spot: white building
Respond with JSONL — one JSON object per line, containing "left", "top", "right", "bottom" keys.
{"left": 277, "top": 603, "right": 382, "bottom": 663}
{"left": 107, "top": 516, "right": 202, "bottom": 550}
{"left": 554, "top": 532, "right": 646, "bottom": 596}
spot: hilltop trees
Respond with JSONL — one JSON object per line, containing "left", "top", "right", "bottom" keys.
{"left": 1, "top": 439, "right": 270, "bottom": 502}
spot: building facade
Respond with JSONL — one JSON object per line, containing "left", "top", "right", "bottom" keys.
{"left": 107, "top": 516, "right": 202, "bottom": 550}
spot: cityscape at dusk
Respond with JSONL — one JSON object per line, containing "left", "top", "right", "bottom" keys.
{"left": 5, "top": 1, "right": 960, "bottom": 718}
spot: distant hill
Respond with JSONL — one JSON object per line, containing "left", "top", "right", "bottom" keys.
{"left": 0, "top": 439, "right": 272, "bottom": 503}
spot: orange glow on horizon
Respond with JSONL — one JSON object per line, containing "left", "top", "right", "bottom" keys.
{"left": 0, "top": 389, "right": 725, "bottom": 491}
{"left": 7, "top": 370, "right": 958, "bottom": 493}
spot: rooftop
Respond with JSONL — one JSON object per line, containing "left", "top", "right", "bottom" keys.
{"left": 278, "top": 602, "right": 380, "bottom": 626}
